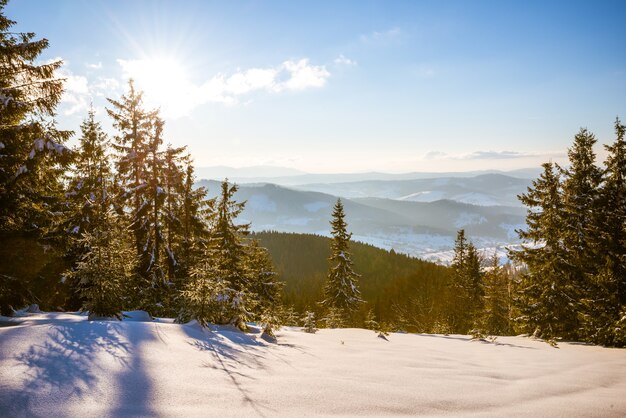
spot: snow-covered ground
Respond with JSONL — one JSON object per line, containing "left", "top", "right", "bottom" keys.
{"left": 1, "top": 312, "right": 625, "bottom": 417}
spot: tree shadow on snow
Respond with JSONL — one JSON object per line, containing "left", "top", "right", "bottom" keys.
{"left": 0, "top": 320, "right": 129, "bottom": 418}
{"left": 181, "top": 324, "right": 278, "bottom": 418}
{"left": 415, "top": 333, "right": 536, "bottom": 350}
{"left": 107, "top": 322, "right": 159, "bottom": 417}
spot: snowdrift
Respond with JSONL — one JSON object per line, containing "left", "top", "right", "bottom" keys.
{"left": 1, "top": 312, "right": 625, "bottom": 417}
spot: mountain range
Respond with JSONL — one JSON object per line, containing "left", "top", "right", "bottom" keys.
{"left": 196, "top": 172, "right": 530, "bottom": 263}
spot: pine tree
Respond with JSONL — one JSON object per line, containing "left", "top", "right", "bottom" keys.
{"left": 182, "top": 181, "right": 252, "bottom": 329}
{"left": 579, "top": 119, "right": 626, "bottom": 346}
{"left": 559, "top": 128, "right": 602, "bottom": 339}
{"left": 482, "top": 252, "right": 512, "bottom": 335}
{"left": 68, "top": 210, "right": 137, "bottom": 320}
{"left": 512, "top": 162, "right": 572, "bottom": 338}
{"left": 320, "top": 199, "right": 363, "bottom": 323}
{"left": 596, "top": 119, "right": 626, "bottom": 307}
{"left": 448, "top": 229, "right": 484, "bottom": 333}
{"left": 107, "top": 83, "right": 188, "bottom": 314}
{"left": 246, "top": 239, "right": 284, "bottom": 320}
{"left": 56, "top": 108, "right": 111, "bottom": 308}
{"left": 176, "top": 157, "right": 212, "bottom": 275}
{"left": 0, "top": 1, "right": 72, "bottom": 313}
{"left": 302, "top": 311, "right": 317, "bottom": 333}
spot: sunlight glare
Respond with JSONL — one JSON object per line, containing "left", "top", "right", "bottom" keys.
{"left": 119, "top": 55, "right": 193, "bottom": 118}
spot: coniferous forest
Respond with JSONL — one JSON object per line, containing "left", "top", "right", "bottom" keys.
{"left": 1, "top": 0, "right": 625, "bottom": 348}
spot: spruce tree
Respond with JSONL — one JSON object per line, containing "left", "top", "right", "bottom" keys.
{"left": 559, "top": 128, "right": 602, "bottom": 339}
{"left": 182, "top": 181, "right": 252, "bottom": 329}
{"left": 320, "top": 199, "right": 363, "bottom": 324}
{"left": 0, "top": 1, "right": 72, "bottom": 313}
{"left": 68, "top": 209, "right": 136, "bottom": 320}
{"left": 580, "top": 119, "right": 626, "bottom": 345}
{"left": 482, "top": 252, "right": 512, "bottom": 335}
{"left": 596, "top": 119, "right": 626, "bottom": 306}
{"left": 512, "top": 162, "right": 572, "bottom": 338}
{"left": 246, "top": 239, "right": 284, "bottom": 320}
{"left": 56, "top": 108, "right": 111, "bottom": 308}
{"left": 447, "top": 230, "right": 484, "bottom": 333}
{"left": 107, "top": 83, "right": 187, "bottom": 314}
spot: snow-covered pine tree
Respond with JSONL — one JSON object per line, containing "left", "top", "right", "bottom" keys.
{"left": 176, "top": 157, "right": 212, "bottom": 276}
{"left": 481, "top": 252, "right": 512, "bottom": 335}
{"left": 182, "top": 180, "right": 253, "bottom": 329}
{"left": 0, "top": 1, "right": 72, "bottom": 313}
{"left": 68, "top": 209, "right": 137, "bottom": 320}
{"left": 246, "top": 239, "right": 284, "bottom": 319}
{"left": 107, "top": 83, "right": 188, "bottom": 315}
{"left": 56, "top": 107, "right": 111, "bottom": 309}
{"left": 512, "top": 162, "right": 571, "bottom": 338}
{"left": 320, "top": 199, "right": 363, "bottom": 325}
{"left": 302, "top": 311, "right": 317, "bottom": 333}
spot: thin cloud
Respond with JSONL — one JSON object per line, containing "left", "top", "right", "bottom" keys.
{"left": 462, "top": 150, "right": 533, "bottom": 160}
{"left": 421, "top": 150, "right": 567, "bottom": 161}
{"left": 86, "top": 62, "right": 102, "bottom": 69}
{"left": 360, "top": 27, "right": 402, "bottom": 44}
{"left": 117, "top": 58, "right": 331, "bottom": 117}
{"left": 334, "top": 54, "right": 357, "bottom": 66}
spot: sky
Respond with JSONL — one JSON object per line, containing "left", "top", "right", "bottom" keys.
{"left": 5, "top": 0, "right": 626, "bottom": 173}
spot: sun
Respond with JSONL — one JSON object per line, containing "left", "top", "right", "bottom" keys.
{"left": 119, "top": 54, "right": 193, "bottom": 117}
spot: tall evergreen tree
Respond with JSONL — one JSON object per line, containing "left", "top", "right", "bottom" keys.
{"left": 595, "top": 119, "right": 626, "bottom": 307}
{"left": 482, "top": 252, "right": 512, "bottom": 335}
{"left": 183, "top": 181, "right": 252, "bottom": 329}
{"left": 68, "top": 209, "right": 137, "bottom": 320}
{"left": 559, "top": 128, "right": 602, "bottom": 339}
{"left": 0, "top": 0, "right": 72, "bottom": 313}
{"left": 0, "top": 0, "right": 71, "bottom": 231}
{"left": 56, "top": 108, "right": 111, "bottom": 308}
{"left": 448, "top": 229, "right": 483, "bottom": 333}
{"left": 580, "top": 119, "right": 626, "bottom": 345}
{"left": 320, "top": 199, "right": 363, "bottom": 323}
{"left": 512, "top": 162, "right": 573, "bottom": 338}
{"left": 177, "top": 157, "right": 212, "bottom": 275}
{"left": 107, "top": 83, "right": 186, "bottom": 314}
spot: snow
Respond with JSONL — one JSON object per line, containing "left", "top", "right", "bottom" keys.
{"left": 1, "top": 312, "right": 625, "bottom": 417}
{"left": 397, "top": 190, "right": 446, "bottom": 202}
{"left": 454, "top": 192, "right": 501, "bottom": 206}
{"left": 0, "top": 142, "right": 4, "bottom": 150}
{"left": 454, "top": 212, "right": 488, "bottom": 228}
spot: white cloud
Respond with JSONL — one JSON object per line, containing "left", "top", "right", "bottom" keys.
{"left": 57, "top": 67, "right": 90, "bottom": 115}
{"left": 421, "top": 150, "right": 567, "bottom": 161}
{"left": 279, "top": 59, "right": 330, "bottom": 91}
{"left": 360, "top": 27, "right": 402, "bottom": 44}
{"left": 86, "top": 62, "right": 102, "bottom": 69}
{"left": 117, "top": 57, "right": 331, "bottom": 117}
{"left": 334, "top": 54, "right": 357, "bottom": 66}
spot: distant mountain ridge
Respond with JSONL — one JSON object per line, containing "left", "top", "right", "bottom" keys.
{"left": 195, "top": 165, "right": 544, "bottom": 185}
{"left": 294, "top": 173, "right": 532, "bottom": 207}
{"left": 196, "top": 177, "right": 527, "bottom": 262}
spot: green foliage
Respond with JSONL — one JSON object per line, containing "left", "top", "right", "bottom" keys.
{"left": 68, "top": 213, "right": 137, "bottom": 319}
{"left": 513, "top": 121, "right": 626, "bottom": 346}
{"left": 481, "top": 253, "right": 513, "bottom": 335}
{"left": 0, "top": 1, "right": 73, "bottom": 313}
{"left": 447, "top": 229, "right": 484, "bottom": 333}
{"left": 320, "top": 199, "right": 364, "bottom": 323}
{"left": 252, "top": 230, "right": 451, "bottom": 330}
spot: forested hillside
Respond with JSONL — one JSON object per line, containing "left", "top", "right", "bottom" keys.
{"left": 252, "top": 231, "right": 451, "bottom": 325}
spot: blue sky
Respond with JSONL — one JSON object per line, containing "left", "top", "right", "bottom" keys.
{"left": 6, "top": 0, "right": 626, "bottom": 172}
